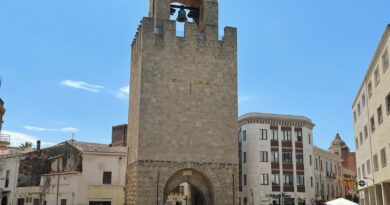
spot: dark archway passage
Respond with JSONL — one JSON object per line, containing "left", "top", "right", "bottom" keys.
{"left": 163, "top": 169, "right": 214, "bottom": 205}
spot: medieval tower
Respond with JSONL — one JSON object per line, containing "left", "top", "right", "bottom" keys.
{"left": 126, "top": 0, "right": 238, "bottom": 205}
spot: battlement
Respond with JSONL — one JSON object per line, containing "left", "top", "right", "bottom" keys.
{"left": 131, "top": 17, "right": 236, "bottom": 51}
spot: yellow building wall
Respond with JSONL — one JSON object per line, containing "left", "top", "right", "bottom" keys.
{"left": 88, "top": 186, "right": 124, "bottom": 205}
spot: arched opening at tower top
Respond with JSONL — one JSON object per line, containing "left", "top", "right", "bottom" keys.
{"left": 163, "top": 169, "right": 214, "bottom": 205}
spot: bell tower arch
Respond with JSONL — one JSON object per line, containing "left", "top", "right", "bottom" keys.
{"left": 149, "top": 0, "right": 218, "bottom": 32}
{"left": 125, "top": 0, "right": 238, "bottom": 205}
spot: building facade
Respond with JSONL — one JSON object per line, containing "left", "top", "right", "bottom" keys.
{"left": 238, "top": 113, "right": 315, "bottom": 205}
{"left": 328, "top": 134, "right": 358, "bottom": 202}
{"left": 352, "top": 24, "right": 390, "bottom": 205}
{"left": 0, "top": 98, "right": 10, "bottom": 149}
{"left": 0, "top": 140, "right": 127, "bottom": 205}
{"left": 125, "top": 0, "right": 238, "bottom": 205}
{"left": 312, "top": 147, "right": 343, "bottom": 204}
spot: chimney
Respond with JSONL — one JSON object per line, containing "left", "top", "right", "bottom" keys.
{"left": 37, "top": 140, "right": 41, "bottom": 151}
{"left": 112, "top": 124, "right": 128, "bottom": 147}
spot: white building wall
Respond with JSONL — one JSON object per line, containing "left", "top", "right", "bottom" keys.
{"left": 239, "top": 114, "right": 315, "bottom": 205}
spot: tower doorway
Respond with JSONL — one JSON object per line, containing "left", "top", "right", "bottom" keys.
{"left": 163, "top": 169, "right": 214, "bottom": 205}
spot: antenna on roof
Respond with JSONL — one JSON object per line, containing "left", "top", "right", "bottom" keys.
{"left": 72, "top": 132, "right": 75, "bottom": 141}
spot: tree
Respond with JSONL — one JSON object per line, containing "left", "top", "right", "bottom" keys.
{"left": 19, "top": 141, "right": 33, "bottom": 150}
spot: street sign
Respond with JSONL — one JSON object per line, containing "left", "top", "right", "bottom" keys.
{"left": 358, "top": 180, "right": 366, "bottom": 187}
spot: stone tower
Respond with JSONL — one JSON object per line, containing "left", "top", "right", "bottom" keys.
{"left": 125, "top": 0, "right": 238, "bottom": 205}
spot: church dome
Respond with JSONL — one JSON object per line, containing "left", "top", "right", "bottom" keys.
{"left": 330, "top": 133, "right": 347, "bottom": 147}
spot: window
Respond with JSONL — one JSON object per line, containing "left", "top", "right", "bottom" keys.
{"left": 367, "top": 160, "right": 371, "bottom": 175}
{"left": 387, "top": 93, "right": 390, "bottom": 115}
{"left": 383, "top": 49, "right": 389, "bottom": 71}
{"left": 103, "top": 172, "right": 112, "bottom": 184}
{"left": 374, "top": 68, "right": 380, "bottom": 86}
{"left": 272, "top": 174, "right": 280, "bottom": 185}
{"left": 260, "top": 129, "right": 267, "bottom": 140}
{"left": 243, "top": 152, "right": 246, "bottom": 163}
{"left": 353, "top": 111, "right": 357, "bottom": 122}
{"left": 355, "top": 138, "right": 359, "bottom": 150}
{"left": 297, "top": 175, "right": 305, "bottom": 186}
{"left": 61, "top": 199, "right": 66, "bottom": 205}
{"left": 282, "top": 152, "right": 292, "bottom": 163}
{"left": 378, "top": 105, "right": 383, "bottom": 124}
{"left": 368, "top": 81, "right": 373, "bottom": 98}
{"left": 310, "top": 155, "right": 312, "bottom": 166}
{"left": 373, "top": 154, "right": 379, "bottom": 171}
{"left": 261, "top": 174, "right": 269, "bottom": 185}
{"left": 320, "top": 160, "right": 323, "bottom": 171}
{"left": 271, "top": 151, "right": 279, "bottom": 163}
{"left": 260, "top": 151, "right": 268, "bottom": 162}
{"left": 357, "top": 103, "right": 361, "bottom": 116}
{"left": 370, "top": 116, "right": 375, "bottom": 133}
{"left": 357, "top": 167, "right": 361, "bottom": 179}
{"left": 283, "top": 175, "right": 293, "bottom": 186}
{"left": 296, "top": 153, "right": 304, "bottom": 164}
{"left": 296, "top": 130, "right": 302, "bottom": 142}
{"left": 364, "top": 125, "right": 368, "bottom": 139}
{"left": 359, "top": 132, "right": 363, "bottom": 145}
{"left": 17, "top": 198, "right": 25, "bottom": 205}
{"left": 308, "top": 134, "right": 312, "bottom": 144}
{"left": 311, "top": 176, "right": 313, "bottom": 187}
{"left": 315, "top": 158, "right": 318, "bottom": 170}
{"left": 271, "top": 128, "right": 278, "bottom": 140}
{"left": 282, "top": 130, "right": 292, "bottom": 141}
{"left": 33, "top": 199, "right": 39, "bottom": 205}
{"left": 362, "top": 93, "right": 366, "bottom": 107}
{"left": 243, "top": 130, "right": 246, "bottom": 141}
{"left": 381, "top": 148, "right": 387, "bottom": 168}
{"left": 243, "top": 174, "right": 247, "bottom": 185}
{"left": 5, "top": 170, "right": 10, "bottom": 188}
{"left": 362, "top": 164, "right": 366, "bottom": 177}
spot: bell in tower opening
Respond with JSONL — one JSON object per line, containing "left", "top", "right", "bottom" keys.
{"left": 125, "top": 0, "right": 238, "bottom": 205}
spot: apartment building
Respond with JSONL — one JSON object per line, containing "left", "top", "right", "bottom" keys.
{"left": 238, "top": 113, "right": 315, "bottom": 205}
{"left": 313, "top": 147, "right": 343, "bottom": 204}
{"left": 352, "top": 24, "right": 390, "bottom": 205}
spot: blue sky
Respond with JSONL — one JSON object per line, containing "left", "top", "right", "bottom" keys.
{"left": 0, "top": 0, "right": 389, "bottom": 150}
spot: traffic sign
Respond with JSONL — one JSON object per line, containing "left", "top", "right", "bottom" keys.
{"left": 358, "top": 180, "right": 366, "bottom": 187}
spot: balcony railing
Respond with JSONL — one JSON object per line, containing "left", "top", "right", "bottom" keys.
{"left": 0, "top": 134, "right": 10, "bottom": 145}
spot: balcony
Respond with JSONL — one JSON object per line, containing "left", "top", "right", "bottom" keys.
{"left": 0, "top": 134, "right": 10, "bottom": 147}
{"left": 282, "top": 141, "right": 292, "bottom": 147}
{"left": 271, "top": 140, "right": 279, "bottom": 147}
{"left": 295, "top": 141, "right": 303, "bottom": 149}
{"left": 297, "top": 186, "right": 305, "bottom": 192}
{"left": 272, "top": 185, "right": 280, "bottom": 192}
{"left": 283, "top": 185, "right": 294, "bottom": 192}
{"left": 271, "top": 162, "right": 280, "bottom": 170}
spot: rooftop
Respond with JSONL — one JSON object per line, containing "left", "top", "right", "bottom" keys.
{"left": 66, "top": 140, "right": 127, "bottom": 154}
{"left": 239, "top": 112, "right": 313, "bottom": 123}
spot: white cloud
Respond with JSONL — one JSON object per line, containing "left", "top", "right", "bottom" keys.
{"left": 115, "top": 85, "right": 130, "bottom": 99}
{"left": 61, "top": 80, "right": 104, "bottom": 93}
{"left": 23, "top": 126, "right": 79, "bottom": 133}
{"left": 23, "top": 126, "right": 49, "bottom": 131}
{"left": 59, "top": 127, "right": 79, "bottom": 132}
{"left": 2, "top": 130, "right": 55, "bottom": 148}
